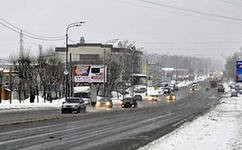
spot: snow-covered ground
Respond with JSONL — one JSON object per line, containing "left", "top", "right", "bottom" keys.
{"left": 0, "top": 75, "right": 208, "bottom": 112}
{"left": 139, "top": 84, "right": 242, "bottom": 150}
{"left": 177, "top": 75, "right": 208, "bottom": 88}
{"left": 0, "top": 96, "right": 65, "bottom": 112}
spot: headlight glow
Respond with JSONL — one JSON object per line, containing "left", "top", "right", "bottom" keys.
{"left": 105, "top": 101, "right": 111, "bottom": 106}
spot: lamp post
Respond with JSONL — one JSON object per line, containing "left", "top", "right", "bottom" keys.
{"left": 65, "top": 22, "right": 85, "bottom": 101}
{"left": 146, "top": 59, "right": 148, "bottom": 96}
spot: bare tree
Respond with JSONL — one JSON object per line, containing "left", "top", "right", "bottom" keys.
{"left": 37, "top": 50, "right": 64, "bottom": 101}
{"left": 225, "top": 52, "right": 240, "bottom": 81}
{"left": 12, "top": 52, "right": 37, "bottom": 102}
{"left": 106, "top": 53, "right": 123, "bottom": 96}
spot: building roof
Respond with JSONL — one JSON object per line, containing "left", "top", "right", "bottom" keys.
{"left": 55, "top": 47, "right": 65, "bottom": 52}
{"left": 55, "top": 43, "right": 113, "bottom": 52}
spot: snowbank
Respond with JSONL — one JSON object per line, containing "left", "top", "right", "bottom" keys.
{"left": 0, "top": 96, "right": 65, "bottom": 112}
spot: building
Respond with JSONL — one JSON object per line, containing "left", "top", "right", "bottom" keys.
{"left": 55, "top": 42, "right": 147, "bottom": 93}
{"left": 55, "top": 41, "right": 146, "bottom": 77}
{"left": 55, "top": 43, "right": 112, "bottom": 65}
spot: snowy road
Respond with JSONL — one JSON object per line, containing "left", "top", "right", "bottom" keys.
{"left": 140, "top": 87, "right": 242, "bottom": 150}
{"left": 0, "top": 80, "right": 223, "bottom": 150}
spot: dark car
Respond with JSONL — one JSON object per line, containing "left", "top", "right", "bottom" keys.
{"left": 234, "top": 85, "right": 241, "bottom": 92}
{"left": 120, "top": 97, "right": 138, "bottom": 108}
{"left": 190, "top": 83, "right": 199, "bottom": 92}
{"left": 134, "top": 95, "right": 143, "bottom": 101}
{"left": 95, "top": 97, "right": 113, "bottom": 108}
{"left": 231, "top": 91, "right": 238, "bottom": 97}
{"left": 217, "top": 84, "right": 225, "bottom": 93}
{"left": 163, "top": 87, "right": 171, "bottom": 94}
{"left": 61, "top": 97, "right": 86, "bottom": 113}
{"left": 166, "top": 93, "right": 176, "bottom": 103}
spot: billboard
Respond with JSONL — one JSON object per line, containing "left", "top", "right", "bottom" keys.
{"left": 74, "top": 65, "right": 107, "bottom": 83}
{"left": 236, "top": 61, "right": 242, "bottom": 82}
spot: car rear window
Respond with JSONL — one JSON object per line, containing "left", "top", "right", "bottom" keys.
{"left": 67, "top": 99, "right": 80, "bottom": 103}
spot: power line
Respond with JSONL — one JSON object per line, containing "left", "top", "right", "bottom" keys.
{"left": 0, "top": 18, "right": 65, "bottom": 41}
{"left": 139, "top": 41, "right": 242, "bottom": 44}
{"left": 135, "top": 0, "right": 242, "bottom": 22}
{"left": 113, "top": 0, "right": 242, "bottom": 26}
{"left": 217, "top": 0, "right": 242, "bottom": 6}
{"left": 0, "top": 17, "right": 64, "bottom": 39}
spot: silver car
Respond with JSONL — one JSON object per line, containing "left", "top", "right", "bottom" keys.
{"left": 61, "top": 97, "right": 86, "bottom": 113}
{"left": 231, "top": 91, "right": 238, "bottom": 97}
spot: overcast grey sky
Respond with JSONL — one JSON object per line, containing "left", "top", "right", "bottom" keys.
{"left": 0, "top": 0, "right": 242, "bottom": 61}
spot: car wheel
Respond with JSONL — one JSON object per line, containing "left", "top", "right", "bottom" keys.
{"left": 81, "top": 107, "right": 86, "bottom": 113}
{"left": 76, "top": 108, "right": 81, "bottom": 114}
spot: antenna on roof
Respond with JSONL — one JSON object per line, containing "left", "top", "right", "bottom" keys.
{"left": 80, "top": 36, "right": 85, "bottom": 44}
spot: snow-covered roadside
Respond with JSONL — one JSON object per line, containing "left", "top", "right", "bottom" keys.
{"left": 177, "top": 75, "right": 207, "bottom": 88}
{"left": 139, "top": 87, "right": 242, "bottom": 150}
{"left": 0, "top": 96, "right": 65, "bottom": 112}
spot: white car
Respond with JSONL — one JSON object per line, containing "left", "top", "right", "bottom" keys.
{"left": 61, "top": 97, "right": 86, "bottom": 114}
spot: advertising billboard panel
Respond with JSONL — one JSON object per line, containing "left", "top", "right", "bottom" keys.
{"left": 236, "top": 61, "right": 242, "bottom": 82}
{"left": 74, "top": 65, "right": 107, "bottom": 83}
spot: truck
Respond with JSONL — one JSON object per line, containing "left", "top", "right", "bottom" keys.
{"left": 73, "top": 86, "right": 97, "bottom": 106}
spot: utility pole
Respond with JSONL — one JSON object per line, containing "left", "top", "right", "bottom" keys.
{"left": 9, "top": 67, "right": 12, "bottom": 104}
{"left": 20, "top": 30, "right": 24, "bottom": 58}
{"left": 131, "top": 48, "right": 134, "bottom": 98}
{"left": 70, "top": 53, "right": 73, "bottom": 97}
{"left": 38, "top": 45, "right": 42, "bottom": 57}
{"left": 146, "top": 59, "right": 148, "bottom": 96}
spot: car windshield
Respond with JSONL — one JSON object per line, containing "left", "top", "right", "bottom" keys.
{"left": 66, "top": 99, "right": 80, "bottom": 103}
{"left": 150, "top": 95, "right": 158, "bottom": 97}
{"left": 74, "top": 93, "right": 90, "bottom": 98}
{"left": 99, "top": 98, "right": 108, "bottom": 102}
{"left": 123, "top": 98, "right": 133, "bottom": 102}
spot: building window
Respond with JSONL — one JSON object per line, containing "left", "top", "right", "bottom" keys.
{"left": 79, "top": 54, "right": 99, "bottom": 61}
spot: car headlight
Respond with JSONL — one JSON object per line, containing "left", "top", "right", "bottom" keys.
{"left": 166, "top": 96, "right": 170, "bottom": 99}
{"left": 96, "top": 101, "right": 100, "bottom": 106}
{"left": 105, "top": 101, "right": 111, "bottom": 106}
{"left": 172, "top": 96, "right": 176, "bottom": 100}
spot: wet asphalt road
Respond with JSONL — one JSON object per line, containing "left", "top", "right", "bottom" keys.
{"left": 0, "top": 80, "right": 222, "bottom": 150}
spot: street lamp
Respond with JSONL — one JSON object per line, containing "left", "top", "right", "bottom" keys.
{"left": 65, "top": 21, "right": 85, "bottom": 101}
